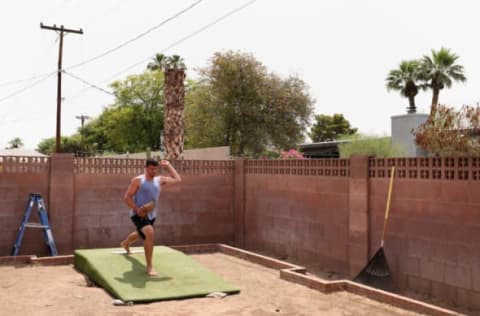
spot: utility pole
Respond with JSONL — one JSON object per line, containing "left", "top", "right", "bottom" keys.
{"left": 40, "top": 23, "right": 83, "bottom": 153}
{"left": 75, "top": 114, "right": 90, "bottom": 129}
{"left": 76, "top": 115, "right": 90, "bottom": 155}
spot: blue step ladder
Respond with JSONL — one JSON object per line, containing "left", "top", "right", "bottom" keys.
{"left": 11, "top": 193, "right": 58, "bottom": 256}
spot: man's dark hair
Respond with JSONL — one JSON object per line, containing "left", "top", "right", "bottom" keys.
{"left": 145, "top": 158, "right": 159, "bottom": 167}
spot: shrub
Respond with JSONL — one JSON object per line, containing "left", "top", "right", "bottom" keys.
{"left": 338, "top": 135, "right": 406, "bottom": 158}
{"left": 280, "top": 149, "right": 305, "bottom": 159}
{"left": 413, "top": 104, "right": 480, "bottom": 156}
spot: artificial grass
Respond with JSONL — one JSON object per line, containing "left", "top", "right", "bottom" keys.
{"left": 74, "top": 246, "right": 239, "bottom": 302}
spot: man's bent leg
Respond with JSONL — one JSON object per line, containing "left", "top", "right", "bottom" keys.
{"left": 121, "top": 231, "right": 139, "bottom": 254}
{"left": 141, "top": 225, "right": 157, "bottom": 276}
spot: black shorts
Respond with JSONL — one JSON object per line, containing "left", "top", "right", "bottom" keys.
{"left": 130, "top": 214, "right": 156, "bottom": 239}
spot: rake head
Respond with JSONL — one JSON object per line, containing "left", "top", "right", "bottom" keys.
{"left": 354, "top": 248, "right": 394, "bottom": 291}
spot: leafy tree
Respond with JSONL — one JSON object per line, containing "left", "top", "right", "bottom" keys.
{"left": 309, "top": 114, "right": 357, "bottom": 142}
{"left": 81, "top": 71, "right": 165, "bottom": 153}
{"left": 37, "top": 135, "right": 82, "bottom": 155}
{"left": 386, "top": 60, "right": 425, "bottom": 113}
{"left": 185, "top": 82, "right": 225, "bottom": 149}
{"left": 413, "top": 104, "right": 480, "bottom": 156}
{"left": 263, "top": 74, "right": 313, "bottom": 151}
{"left": 186, "top": 51, "right": 314, "bottom": 156}
{"left": 37, "top": 138, "right": 55, "bottom": 154}
{"left": 6, "top": 137, "right": 23, "bottom": 149}
{"left": 420, "top": 47, "right": 466, "bottom": 114}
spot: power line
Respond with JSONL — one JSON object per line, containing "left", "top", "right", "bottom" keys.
{"left": 0, "top": 71, "right": 57, "bottom": 88}
{"left": 65, "top": 0, "right": 257, "bottom": 100}
{"left": 94, "top": 0, "right": 258, "bottom": 86}
{"left": 0, "top": 0, "right": 203, "bottom": 89}
{"left": 65, "top": 0, "right": 204, "bottom": 71}
{"left": 59, "top": 0, "right": 257, "bottom": 101}
{"left": 63, "top": 70, "right": 114, "bottom": 96}
{"left": 0, "top": 36, "right": 59, "bottom": 88}
{"left": 0, "top": 72, "right": 56, "bottom": 103}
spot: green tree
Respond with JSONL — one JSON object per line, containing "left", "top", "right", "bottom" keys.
{"left": 386, "top": 60, "right": 424, "bottom": 113}
{"left": 186, "top": 51, "right": 313, "bottom": 156}
{"left": 309, "top": 114, "right": 357, "bottom": 142}
{"left": 37, "top": 135, "right": 82, "bottom": 155}
{"left": 6, "top": 137, "right": 23, "bottom": 149}
{"left": 82, "top": 71, "right": 165, "bottom": 153}
{"left": 421, "top": 47, "right": 466, "bottom": 114}
{"left": 185, "top": 82, "right": 225, "bottom": 149}
{"left": 37, "top": 138, "right": 55, "bottom": 154}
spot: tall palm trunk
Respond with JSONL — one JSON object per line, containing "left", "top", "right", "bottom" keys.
{"left": 163, "top": 69, "right": 186, "bottom": 160}
{"left": 430, "top": 88, "right": 440, "bottom": 116}
{"left": 407, "top": 95, "right": 416, "bottom": 114}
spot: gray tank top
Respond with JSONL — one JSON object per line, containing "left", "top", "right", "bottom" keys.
{"left": 129, "top": 175, "right": 161, "bottom": 220}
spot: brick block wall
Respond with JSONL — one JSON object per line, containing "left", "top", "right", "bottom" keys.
{"left": 73, "top": 173, "right": 132, "bottom": 249}
{"left": 156, "top": 175, "right": 234, "bottom": 245}
{"left": 245, "top": 174, "right": 350, "bottom": 274}
{"left": 73, "top": 174, "right": 234, "bottom": 249}
{"left": 0, "top": 173, "right": 49, "bottom": 256}
{"left": 2, "top": 155, "right": 480, "bottom": 311}
{"left": 369, "top": 178, "right": 480, "bottom": 310}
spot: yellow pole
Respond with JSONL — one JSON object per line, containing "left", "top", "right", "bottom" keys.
{"left": 380, "top": 166, "right": 395, "bottom": 247}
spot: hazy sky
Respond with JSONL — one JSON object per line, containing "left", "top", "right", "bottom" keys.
{"left": 0, "top": 0, "right": 479, "bottom": 149}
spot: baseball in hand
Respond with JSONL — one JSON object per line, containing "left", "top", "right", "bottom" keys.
{"left": 138, "top": 200, "right": 155, "bottom": 217}
{"left": 160, "top": 160, "right": 170, "bottom": 167}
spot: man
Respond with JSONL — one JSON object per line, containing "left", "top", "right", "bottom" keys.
{"left": 120, "top": 158, "right": 181, "bottom": 276}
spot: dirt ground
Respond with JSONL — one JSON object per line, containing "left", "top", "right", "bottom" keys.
{"left": 0, "top": 253, "right": 422, "bottom": 316}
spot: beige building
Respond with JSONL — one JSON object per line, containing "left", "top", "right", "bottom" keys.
{"left": 103, "top": 146, "right": 231, "bottom": 160}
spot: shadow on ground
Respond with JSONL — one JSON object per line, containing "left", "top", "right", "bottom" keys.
{"left": 114, "top": 255, "right": 171, "bottom": 288}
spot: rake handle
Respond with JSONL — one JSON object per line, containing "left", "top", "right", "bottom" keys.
{"left": 380, "top": 166, "right": 395, "bottom": 247}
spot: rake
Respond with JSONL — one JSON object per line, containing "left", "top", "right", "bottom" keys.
{"left": 354, "top": 166, "right": 395, "bottom": 291}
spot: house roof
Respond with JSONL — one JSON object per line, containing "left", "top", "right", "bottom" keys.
{"left": 299, "top": 140, "right": 351, "bottom": 149}
{"left": 0, "top": 148, "right": 47, "bottom": 157}
{"left": 298, "top": 140, "right": 352, "bottom": 158}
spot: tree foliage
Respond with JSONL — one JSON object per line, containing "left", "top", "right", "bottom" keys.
{"left": 81, "top": 71, "right": 165, "bottom": 153}
{"left": 386, "top": 60, "right": 425, "bottom": 113}
{"left": 147, "top": 53, "right": 186, "bottom": 71}
{"left": 309, "top": 114, "right": 357, "bottom": 142}
{"left": 37, "top": 135, "right": 82, "bottom": 155}
{"left": 413, "top": 104, "right": 480, "bottom": 156}
{"left": 185, "top": 82, "right": 225, "bottom": 149}
{"left": 185, "top": 51, "right": 314, "bottom": 156}
{"left": 421, "top": 47, "right": 466, "bottom": 111}
{"left": 6, "top": 137, "right": 24, "bottom": 149}
{"left": 386, "top": 48, "right": 466, "bottom": 114}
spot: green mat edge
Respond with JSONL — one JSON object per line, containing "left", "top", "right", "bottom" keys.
{"left": 74, "top": 250, "right": 124, "bottom": 300}
{"left": 73, "top": 247, "right": 240, "bottom": 302}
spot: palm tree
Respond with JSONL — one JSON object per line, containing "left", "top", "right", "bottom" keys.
{"left": 166, "top": 55, "right": 186, "bottom": 69}
{"left": 6, "top": 137, "right": 24, "bottom": 149}
{"left": 147, "top": 54, "right": 186, "bottom": 160}
{"left": 421, "top": 47, "right": 466, "bottom": 114}
{"left": 147, "top": 53, "right": 166, "bottom": 72}
{"left": 386, "top": 60, "right": 424, "bottom": 114}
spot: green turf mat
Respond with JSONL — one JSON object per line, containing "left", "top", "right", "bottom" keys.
{"left": 74, "top": 246, "right": 240, "bottom": 302}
